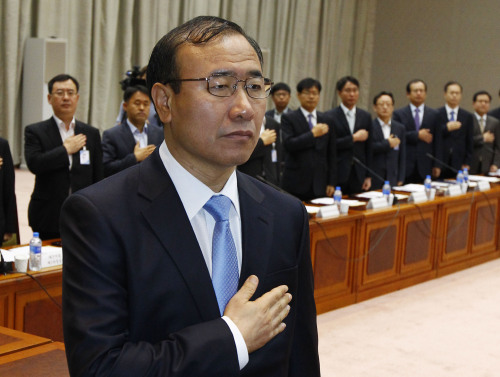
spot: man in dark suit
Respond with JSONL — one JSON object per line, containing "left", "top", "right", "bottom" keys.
{"left": 488, "top": 89, "right": 500, "bottom": 120}
{"left": 436, "top": 81, "right": 474, "bottom": 178}
{"left": 265, "top": 82, "right": 292, "bottom": 124}
{"left": 0, "top": 138, "right": 18, "bottom": 244}
{"left": 393, "top": 79, "right": 442, "bottom": 183}
{"left": 281, "top": 77, "right": 336, "bottom": 201}
{"left": 102, "top": 85, "right": 164, "bottom": 177}
{"left": 471, "top": 90, "right": 500, "bottom": 174}
{"left": 324, "top": 76, "right": 372, "bottom": 195}
{"left": 25, "top": 74, "right": 103, "bottom": 240}
{"left": 238, "top": 115, "right": 283, "bottom": 186}
{"left": 61, "top": 16, "right": 319, "bottom": 377}
{"left": 371, "top": 92, "right": 406, "bottom": 189}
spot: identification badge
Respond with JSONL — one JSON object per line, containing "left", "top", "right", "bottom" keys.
{"left": 80, "top": 147, "right": 90, "bottom": 165}
{"left": 271, "top": 148, "right": 278, "bottom": 163}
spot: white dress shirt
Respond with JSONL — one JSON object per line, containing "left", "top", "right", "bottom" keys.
{"left": 340, "top": 103, "right": 356, "bottom": 134}
{"left": 158, "top": 141, "right": 248, "bottom": 369}
{"left": 53, "top": 114, "right": 76, "bottom": 168}
{"left": 445, "top": 104, "right": 459, "bottom": 121}
{"left": 127, "top": 119, "right": 149, "bottom": 147}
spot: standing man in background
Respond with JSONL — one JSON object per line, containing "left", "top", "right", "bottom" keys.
{"left": 325, "top": 76, "right": 372, "bottom": 194}
{"left": 25, "top": 74, "right": 103, "bottom": 240}
{"left": 470, "top": 90, "right": 500, "bottom": 174}
{"left": 0, "top": 137, "right": 18, "bottom": 245}
{"left": 371, "top": 91, "right": 406, "bottom": 189}
{"left": 281, "top": 77, "right": 335, "bottom": 200}
{"left": 393, "top": 79, "right": 441, "bottom": 182}
{"left": 238, "top": 115, "right": 283, "bottom": 187}
{"left": 102, "top": 85, "right": 163, "bottom": 177}
{"left": 61, "top": 16, "right": 319, "bottom": 376}
{"left": 436, "top": 81, "right": 473, "bottom": 178}
{"left": 266, "top": 82, "right": 292, "bottom": 123}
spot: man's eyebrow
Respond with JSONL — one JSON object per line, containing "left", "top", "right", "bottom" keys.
{"left": 211, "top": 69, "right": 263, "bottom": 77}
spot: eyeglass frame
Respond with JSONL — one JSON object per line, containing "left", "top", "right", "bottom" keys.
{"left": 51, "top": 89, "right": 78, "bottom": 98}
{"left": 165, "top": 74, "right": 274, "bottom": 99}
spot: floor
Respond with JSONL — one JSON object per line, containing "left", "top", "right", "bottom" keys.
{"left": 13, "top": 168, "right": 500, "bottom": 376}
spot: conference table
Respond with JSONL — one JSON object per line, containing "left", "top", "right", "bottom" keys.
{"left": 0, "top": 326, "right": 68, "bottom": 376}
{"left": 1, "top": 185, "right": 499, "bottom": 341}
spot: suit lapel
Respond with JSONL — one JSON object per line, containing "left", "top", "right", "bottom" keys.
{"left": 139, "top": 152, "right": 221, "bottom": 320}
{"left": 120, "top": 121, "right": 138, "bottom": 149}
{"left": 334, "top": 107, "right": 350, "bottom": 135}
{"left": 236, "top": 172, "right": 274, "bottom": 296}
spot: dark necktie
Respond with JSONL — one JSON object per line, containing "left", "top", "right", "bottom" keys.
{"left": 203, "top": 195, "right": 239, "bottom": 315}
{"left": 308, "top": 113, "right": 314, "bottom": 130}
{"left": 450, "top": 110, "right": 455, "bottom": 121}
{"left": 414, "top": 108, "right": 421, "bottom": 130}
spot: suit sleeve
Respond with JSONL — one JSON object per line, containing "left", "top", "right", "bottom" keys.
{"left": 90, "top": 127, "right": 104, "bottom": 183}
{"left": 464, "top": 114, "right": 474, "bottom": 166}
{"left": 102, "top": 131, "right": 138, "bottom": 177}
{"left": 0, "top": 141, "right": 18, "bottom": 234}
{"left": 398, "top": 128, "right": 406, "bottom": 183}
{"left": 24, "top": 124, "right": 69, "bottom": 175}
{"left": 61, "top": 194, "right": 240, "bottom": 377}
{"left": 281, "top": 115, "right": 316, "bottom": 153}
{"left": 288, "top": 204, "right": 320, "bottom": 377}
{"left": 493, "top": 120, "right": 500, "bottom": 168}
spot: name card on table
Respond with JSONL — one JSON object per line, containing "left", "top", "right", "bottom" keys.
{"left": 475, "top": 180, "right": 491, "bottom": 192}
{"left": 316, "top": 204, "right": 340, "bottom": 219}
{"left": 366, "top": 197, "right": 390, "bottom": 209}
{"left": 445, "top": 185, "right": 462, "bottom": 197}
{"left": 408, "top": 191, "right": 428, "bottom": 203}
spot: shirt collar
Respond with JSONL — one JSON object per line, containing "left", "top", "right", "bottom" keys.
{"left": 340, "top": 102, "right": 356, "bottom": 116}
{"left": 53, "top": 114, "right": 75, "bottom": 131}
{"left": 410, "top": 103, "right": 424, "bottom": 113}
{"left": 127, "top": 119, "right": 148, "bottom": 134}
{"left": 158, "top": 141, "right": 240, "bottom": 221}
{"left": 475, "top": 112, "right": 486, "bottom": 122}
{"left": 377, "top": 118, "right": 391, "bottom": 127}
{"left": 300, "top": 107, "right": 317, "bottom": 119}
{"left": 445, "top": 104, "right": 459, "bottom": 115}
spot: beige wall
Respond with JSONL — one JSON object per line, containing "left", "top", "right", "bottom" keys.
{"left": 369, "top": 0, "right": 500, "bottom": 114}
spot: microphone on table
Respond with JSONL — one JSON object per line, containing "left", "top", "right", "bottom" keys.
{"left": 425, "top": 153, "right": 458, "bottom": 174}
{"left": 352, "top": 157, "right": 387, "bottom": 186}
{"left": 255, "top": 175, "right": 299, "bottom": 199}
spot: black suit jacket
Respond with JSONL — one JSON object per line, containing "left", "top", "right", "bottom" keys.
{"left": 24, "top": 117, "right": 103, "bottom": 235}
{"left": 60, "top": 149, "right": 319, "bottom": 376}
{"left": 471, "top": 115, "right": 500, "bottom": 174}
{"left": 436, "top": 107, "right": 474, "bottom": 172}
{"left": 281, "top": 109, "right": 335, "bottom": 200}
{"left": 102, "top": 119, "right": 164, "bottom": 177}
{"left": 0, "top": 138, "right": 18, "bottom": 240}
{"left": 323, "top": 106, "right": 372, "bottom": 187}
{"left": 371, "top": 119, "right": 406, "bottom": 189}
{"left": 265, "top": 108, "right": 291, "bottom": 123}
{"left": 393, "top": 105, "right": 441, "bottom": 181}
{"left": 238, "top": 116, "right": 283, "bottom": 186}
{"left": 488, "top": 106, "right": 500, "bottom": 121}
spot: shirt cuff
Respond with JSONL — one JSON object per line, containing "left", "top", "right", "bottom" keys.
{"left": 222, "top": 316, "right": 249, "bottom": 370}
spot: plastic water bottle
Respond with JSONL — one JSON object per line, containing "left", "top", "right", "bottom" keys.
{"left": 462, "top": 167, "right": 469, "bottom": 193}
{"left": 456, "top": 170, "right": 466, "bottom": 193}
{"left": 29, "top": 232, "right": 42, "bottom": 271}
{"left": 382, "top": 181, "right": 391, "bottom": 205}
{"left": 333, "top": 186, "right": 342, "bottom": 209}
{"left": 424, "top": 175, "right": 432, "bottom": 200}
{"left": 463, "top": 167, "right": 469, "bottom": 184}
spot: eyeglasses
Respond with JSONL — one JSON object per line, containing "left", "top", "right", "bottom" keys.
{"left": 167, "top": 74, "right": 273, "bottom": 99}
{"left": 52, "top": 89, "right": 77, "bottom": 97}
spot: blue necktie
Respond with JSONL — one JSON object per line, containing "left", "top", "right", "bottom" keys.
{"left": 414, "top": 108, "right": 421, "bottom": 130}
{"left": 308, "top": 113, "right": 314, "bottom": 129}
{"left": 450, "top": 110, "right": 455, "bottom": 121}
{"left": 204, "top": 195, "right": 239, "bottom": 315}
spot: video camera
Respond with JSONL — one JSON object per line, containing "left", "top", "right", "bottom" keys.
{"left": 120, "top": 65, "right": 146, "bottom": 91}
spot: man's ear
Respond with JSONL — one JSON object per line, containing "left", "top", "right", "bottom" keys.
{"left": 151, "top": 83, "right": 173, "bottom": 124}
